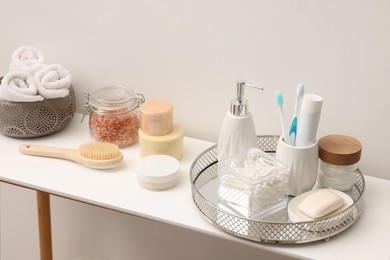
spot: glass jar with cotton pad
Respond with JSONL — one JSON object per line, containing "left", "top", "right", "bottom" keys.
{"left": 318, "top": 134, "right": 362, "bottom": 191}
{"left": 136, "top": 155, "right": 180, "bottom": 190}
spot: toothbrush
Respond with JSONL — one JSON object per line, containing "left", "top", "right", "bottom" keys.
{"left": 289, "top": 83, "right": 305, "bottom": 145}
{"left": 275, "top": 91, "right": 290, "bottom": 145}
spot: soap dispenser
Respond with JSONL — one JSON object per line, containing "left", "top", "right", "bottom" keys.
{"left": 217, "top": 80, "right": 263, "bottom": 162}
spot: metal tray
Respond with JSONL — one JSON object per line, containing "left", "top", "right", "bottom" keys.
{"left": 190, "top": 135, "right": 364, "bottom": 244}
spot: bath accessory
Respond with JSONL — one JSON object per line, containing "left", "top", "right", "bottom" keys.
{"left": 217, "top": 80, "right": 263, "bottom": 162}
{"left": 138, "top": 124, "right": 184, "bottom": 160}
{"left": 295, "top": 94, "right": 323, "bottom": 147}
{"left": 0, "top": 83, "right": 76, "bottom": 138}
{"left": 274, "top": 91, "right": 290, "bottom": 145}
{"left": 318, "top": 134, "right": 362, "bottom": 191}
{"left": 288, "top": 189, "right": 353, "bottom": 222}
{"left": 137, "top": 154, "right": 180, "bottom": 190}
{"left": 34, "top": 63, "right": 72, "bottom": 99}
{"left": 288, "top": 83, "right": 305, "bottom": 145}
{"left": 218, "top": 147, "right": 288, "bottom": 218}
{"left": 0, "top": 71, "right": 43, "bottom": 102}
{"left": 19, "top": 142, "right": 123, "bottom": 169}
{"left": 190, "top": 135, "right": 365, "bottom": 243}
{"left": 85, "top": 86, "right": 144, "bottom": 148}
{"left": 275, "top": 135, "right": 319, "bottom": 196}
{"left": 298, "top": 189, "right": 344, "bottom": 219}
{"left": 9, "top": 46, "right": 46, "bottom": 74}
{"left": 139, "top": 100, "right": 173, "bottom": 136}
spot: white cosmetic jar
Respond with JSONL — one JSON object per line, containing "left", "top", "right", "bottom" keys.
{"left": 136, "top": 155, "right": 180, "bottom": 190}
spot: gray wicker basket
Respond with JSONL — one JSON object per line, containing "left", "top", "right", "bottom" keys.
{"left": 0, "top": 83, "right": 76, "bottom": 138}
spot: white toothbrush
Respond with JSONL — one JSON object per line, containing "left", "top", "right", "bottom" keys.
{"left": 275, "top": 91, "right": 290, "bottom": 145}
{"left": 289, "top": 83, "right": 305, "bottom": 146}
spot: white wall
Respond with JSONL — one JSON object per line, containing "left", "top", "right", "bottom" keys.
{"left": 1, "top": 0, "right": 389, "bottom": 259}
{"left": 1, "top": 0, "right": 389, "bottom": 179}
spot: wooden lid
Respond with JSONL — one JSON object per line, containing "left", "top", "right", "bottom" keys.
{"left": 318, "top": 135, "right": 362, "bottom": 165}
{"left": 140, "top": 100, "right": 173, "bottom": 118}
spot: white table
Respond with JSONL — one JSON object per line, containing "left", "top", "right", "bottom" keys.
{"left": 1, "top": 113, "right": 389, "bottom": 260}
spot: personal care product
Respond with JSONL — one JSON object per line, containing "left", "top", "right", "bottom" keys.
{"left": 295, "top": 94, "right": 323, "bottom": 147}
{"left": 140, "top": 100, "right": 173, "bottom": 136}
{"left": 217, "top": 80, "right": 263, "bottom": 162}
{"left": 298, "top": 189, "right": 344, "bottom": 219}
{"left": 275, "top": 91, "right": 290, "bottom": 145}
{"left": 318, "top": 134, "right": 362, "bottom": 191}
{"left": 288, "top": 188, "right": 353, "bottom": 222}
{"left": 137, "top": 154, "right": 180, "bottom": 190}
{"left": 288, "top": 83, "right": 305, "bottom": 145}
{"left": 19, "top": 142, "right": 123, "bottom": 169}
{"left": 138, "top": 124, "right": 184, "bottom": 160}
{"left": 86, "top": 86, "right": 144, "bottom": 148}
{"left": 218, "top": 148, "right": 289, "bottom": 219}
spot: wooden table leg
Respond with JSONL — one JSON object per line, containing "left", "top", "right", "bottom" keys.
{"left": 36, "top": 191, "right": 53, "bottom": 260}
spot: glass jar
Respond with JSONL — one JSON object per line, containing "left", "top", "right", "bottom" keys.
{"left": 85, "top": 86, "right": 144, "bottom": 148}
{"left": 317, "top": 134, "right": 362, "bottom": 191}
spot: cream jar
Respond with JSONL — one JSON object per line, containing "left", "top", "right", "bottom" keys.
{"left": 137, "top": 155, "right": 180, "bottom": 190}
{"left": 140, "top": 100, "right": 173, "bottom": 136}
{"left": 138, "top": 124, "right": 184, "bottom": 160}
{"left": 317, "top": 134, "right": 362, "bottom": 191}
{"left": 86, "top": 86, "right": 144, "bottom": 148}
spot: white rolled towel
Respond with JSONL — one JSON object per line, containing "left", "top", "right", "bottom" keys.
{"left": 34, "top": 63, "right": 72, "bottom": 99}
{"left": 9, "top": 46, "right": 47, "bottom": 75}
{"left": 0, "top": 71, "right": 44, "bottom": 102}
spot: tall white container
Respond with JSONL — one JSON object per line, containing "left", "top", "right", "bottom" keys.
{"left": 217, "top": 81, "right": 262, "bottom": 162}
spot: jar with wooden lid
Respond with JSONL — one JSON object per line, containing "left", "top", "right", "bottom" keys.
{"left": 85, "top": 86, "right": 144, "bottom": 148}
{"left": 317, "top": 134, "right": 362, "bottom": 191}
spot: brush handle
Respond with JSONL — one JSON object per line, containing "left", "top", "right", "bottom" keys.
{"left": 19, "top": 143, "right": 123, "bottom": 169}
{"left": 19, "top": 144, "right": 79, "bottom": 161}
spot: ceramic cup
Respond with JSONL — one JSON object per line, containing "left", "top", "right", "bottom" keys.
{"left": 275, "top": 136, "right": 319, "bottom": 196}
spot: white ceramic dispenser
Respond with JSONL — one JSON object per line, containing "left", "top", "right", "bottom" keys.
{"left": 217, "top": 80, "right": 263, "bottom": 162}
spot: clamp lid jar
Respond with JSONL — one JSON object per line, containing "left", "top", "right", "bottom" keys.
{"left": 86, "top": 86, "right": 144, "bottom": 148}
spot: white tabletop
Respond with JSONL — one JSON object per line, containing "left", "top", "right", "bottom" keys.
{"left": 1, "top": 113, "right": 389, "bottom": 260}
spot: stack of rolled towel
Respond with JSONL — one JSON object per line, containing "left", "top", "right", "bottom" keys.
{"left": 0, "top": 46, "right": 72, "bottom": 102}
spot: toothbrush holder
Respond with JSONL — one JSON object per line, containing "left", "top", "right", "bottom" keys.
{"left": 275, "top": 136, "right": 319, "bottom": 196}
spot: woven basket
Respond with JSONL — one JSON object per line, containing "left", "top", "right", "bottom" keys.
{"left": 0, "top": 83, "right": 76, "bottom": 138}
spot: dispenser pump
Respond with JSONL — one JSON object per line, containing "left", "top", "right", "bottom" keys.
{"left": 230, "top": 81, "right": 263, "bottom": 116}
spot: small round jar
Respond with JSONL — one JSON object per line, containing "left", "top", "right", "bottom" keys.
{"left": 137, "top": 155, "right": 180, "bottom": 190}
{"left": 87, "top": 86, "right": 143, "bottom": 148}
{"left": 318, "top": 134, "right": 362, "bottom": 191}
{"left": 140, "top": 100, "right": 173, "bottom": 136}
{"left": 138, "top": 124, "right": 184, "bottom": 160}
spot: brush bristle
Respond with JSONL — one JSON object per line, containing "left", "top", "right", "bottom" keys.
{"left": 79, "top": 142, "right": 121, "bottom": 160}
{"left": 296, "top": 83, "right": 305, "bottom": 97}
{"left": 275, "top": 91, "right": 284, "bottom": 106}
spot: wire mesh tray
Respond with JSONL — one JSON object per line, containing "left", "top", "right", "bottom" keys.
{"left": 190, "top": 135, "right": 365, "bottom": 244}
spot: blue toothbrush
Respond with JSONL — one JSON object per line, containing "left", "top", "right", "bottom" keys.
{"left": 275, "top": 91, "right": 290, "bottom": 145}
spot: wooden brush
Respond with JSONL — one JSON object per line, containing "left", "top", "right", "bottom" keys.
{"left": 19, "top": 142, "right": 123, "bottom": 169}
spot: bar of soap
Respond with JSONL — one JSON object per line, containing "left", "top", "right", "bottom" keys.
{"left": 298, "top": 189, "right": 345, "bottom": 219}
